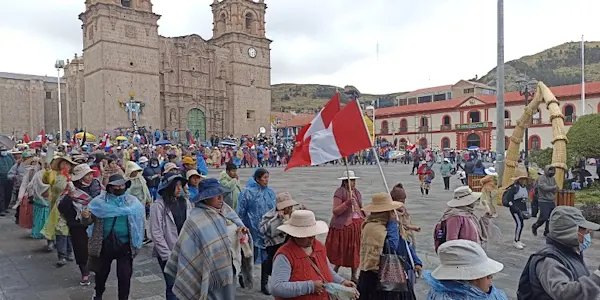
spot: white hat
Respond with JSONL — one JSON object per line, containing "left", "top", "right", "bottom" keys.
{"left": 432, "top": 240, "right": 503, "bottom": 280}
{"left": 484, "top": 167, "right": 498, "bottom": 176}
{"left": 446, "top": 186, "right": 482, "bottom": 208}
{"left": 186, "top": 169, "right": 206, "bottom": 180}
{"left": 164, "top": 162, "right": 179, "bottom": 173}
{"left": 362, "top": 193, "right": 404, "bottom": 213}
{"left": 276, "top": 192, "right": 298, "bottom": 210}
{"left": 8, "top": 148, "right": 22, "bottom": 154}
{"left": 139, "top": 156, "right": 149, "bottom": 163}
{"left": 277, "top": 210, "right": 329, "bottom": 238}
{"left": 71, "top": 164, "right": 94, "bottom": 182}
{"left": 443, "top": 158, "right": 450, "bottom": 163}
{"left": 337, "top": 170, "right": 360, "bottom": 180}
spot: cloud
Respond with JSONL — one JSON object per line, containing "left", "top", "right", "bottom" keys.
{"left": 1, "top": 0, "right": 600, "bottom": 94}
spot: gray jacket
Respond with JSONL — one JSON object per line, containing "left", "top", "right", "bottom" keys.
{"left": 535, "top": 166, "right": 558, "bottom": 203}
{"left": 149, "top": 197, "right": 193, "bottom": 261}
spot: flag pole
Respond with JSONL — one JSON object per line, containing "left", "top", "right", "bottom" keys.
{"left": 344, "top": 157, "right": 354, "bottom": 200}
{"left": 581, "top": 34, "right": 585, "bottom": 115}
{"left": 356, "top": 98, "right": 390, "bottom": 193}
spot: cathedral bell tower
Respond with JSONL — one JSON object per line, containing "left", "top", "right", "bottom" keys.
{"left": 210, "top": 0, "right": 272, "bottom": 135}
{"left": 79, "top": 0, "right": 161, "bottom": 133}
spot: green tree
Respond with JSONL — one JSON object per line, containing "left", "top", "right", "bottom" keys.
{"left": 566, "top": 113, "right": 600, "bottom": 159}
{"left": 529, "top": 147, "right": 553, "bottom": 169}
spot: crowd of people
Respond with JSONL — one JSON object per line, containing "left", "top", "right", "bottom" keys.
{"left": 0, "top": 135, "right": 600, "bottom": 300}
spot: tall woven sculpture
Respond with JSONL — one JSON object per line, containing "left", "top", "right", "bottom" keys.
{"left": 502, "top": 82, "right": 568, "bottom": 189}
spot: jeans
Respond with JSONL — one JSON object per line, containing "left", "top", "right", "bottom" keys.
{"left": 149, "top": 187, "right": 158, "bottom": 201}
{"left": 55, "top": 235, "right": 73, "bottom": 260}
{"left": 158, "top": 258, "right": 178, "bottom": 300}
{"left": 94, "top": 243, "right": 133, "bottom": 300}
{"left": 443, "top": 177, "right": 450, "bottom": 190}
{"left": 533, "top": 201, "right": 555, "bottom": 235}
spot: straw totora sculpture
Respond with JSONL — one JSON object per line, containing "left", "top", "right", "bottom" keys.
{"left": 502, "top": 82, "right": 568, "bottom": 189}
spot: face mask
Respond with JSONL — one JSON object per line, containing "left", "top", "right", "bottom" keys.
{"left": 580, "top": 233, "right": 592, "bottom": 251}
{"left": 547, "top": 172, "right": 555, "bottom": 177}
{"left": 140, "top": 163, "right": 148, "bottom": 168}
{"left": 111, "top": 189, "right": 126, "bottom": 197}
{"left": 151, "top": 164, "right": 158, "bottom": 168}
{"left": 0, "top": 151, "right": 6, "bottom": 156}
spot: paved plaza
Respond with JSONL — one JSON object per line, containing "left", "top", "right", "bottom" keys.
{"left": 1, "top": 163, "right": 599, "bottom": 300}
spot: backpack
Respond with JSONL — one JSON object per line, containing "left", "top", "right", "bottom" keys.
{"left": 502, "top": 187, "right": 511, "bottom": 207}
{"left": 433, "top": 219, "right": 447, "bottom": 252}
{"left": 429, "top": 169, "right": 436, "bottom": 180}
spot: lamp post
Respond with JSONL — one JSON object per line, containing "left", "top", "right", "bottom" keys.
{"left": 366, "top": 105, "right": 375, "bottom": 145}
{"left": 517, "top": 77, "right": 537, "bottom": 173}
{"left": 55, "top": 59, "right": 66, "bottom": 143}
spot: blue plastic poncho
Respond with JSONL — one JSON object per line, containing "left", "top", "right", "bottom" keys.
{"left": 87, "top": 191, "right": 145, "bottom": 249}
{"left": 236, "top": 169, "right": 275, "bottom": 264}
{"left": 196, "top": 152, "right": 208, "bottom": 176}
{"left": 423, "top": 271, "right": 508, "bottom": 300}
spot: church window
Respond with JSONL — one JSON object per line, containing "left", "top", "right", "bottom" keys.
{"left": 245, "top": 13, "right": 254, "bottom": 33}
{"left": 121, "top": 0, "right": 131, "bottom": 8}
{"left": 46, "top": 92, "right": 51, "bottom": 99}
{"left": 247, "top": 110, "right": 256, "bottom": 120}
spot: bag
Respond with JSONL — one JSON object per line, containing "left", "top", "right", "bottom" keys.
{"left": 102, "top": 217, "right": 124, "bottom": 256}
{"left": 433, "top": 220, "right": 447, "bottom": 252}
{"left": 377, "top": 241, "right": 408, "bottom": 292}
{"left": 502, "top": 188, "right": 511, "bottom": 207}
{"left": 429, "top": 170, "right": 436, "bottom": 180}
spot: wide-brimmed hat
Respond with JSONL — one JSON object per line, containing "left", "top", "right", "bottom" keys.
{"left": 186, "top": 169, "right": 206, "bottom": 180}
{"left": 432, "top": 239, "right": 504, "bottom": 280}
{"left": 107, "top": 174, "right": 131, "bottom": 189}
{"left": 337, "top": 170, "right": 360, "bottom": 180}
{"left": 276, "top": 192, "right": 298, "bottom": 210}
{"left": 158, "top": 173, "right": 187, "bottom": 196}
{"left": 71, "top": 164, "right": 95, "bottom": 182}
{"left": 72, "top": 154, "right": 87, "bottom": 164}
{"left": 0, "top": 145, "right": 7, "bottom": 151}
{"left": 182, "top": 156, "right": 196, "bottom": 165}
{"left": 8, "top": 148, "right": 22, "bottom": 154}
{"left": 484, "top": 167, "right": 498, "bottom": 176}
{"left": 549, "top": 206, "right": 600, "bottom": 247}
{"left": 277, "top": 210, "right": 329, "bottom": 238}
{"left": 362, "top": 193, "right": 404, "bottom": 213}
{"left": 511, "top": 169, "right": 532, "bottom": 182}
{"left": 50, "top": 155, "right": 78, "bottom": 170}
{"left": 164, "top": 162, "right": 179, "bottom": 173}
{"left": 139, "top": 156, "right": 149, "bottom": 163}
{"left": 192, "top": 178, "right": 230, "bottom": 203}
{"left": 447, "top": 186, "right": 482, "bottom": 208}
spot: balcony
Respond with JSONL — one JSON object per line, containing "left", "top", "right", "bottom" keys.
{"left": 455, "top": 121, "right": 492, "bottom": 131}
{"left": 440, "top": 124, "right": 452, "bottom": 131}
{"left": 565, "top": 115, "right": 577, "bottom": 123}
{"left": 504, "top": 119, "right": 511, "bottom": 127}
{"left": 418, "top": 126, "right": 429, "bottom": 133}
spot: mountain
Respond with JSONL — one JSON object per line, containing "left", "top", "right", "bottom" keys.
{"left": 271, "top": 83, "right": 407, "bottom": 113}
{"left": 477, "top": 41, "right": 600, "bottom": 91}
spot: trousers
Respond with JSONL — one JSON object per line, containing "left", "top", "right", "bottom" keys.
{"left": 158, "top": 258, "right": 178, "bottom": 300}
{"left": 94, "top": 243, "right": 133, "bottom": 300}
{"left": 533, "top": 201, "right": 555, "bottom": 236}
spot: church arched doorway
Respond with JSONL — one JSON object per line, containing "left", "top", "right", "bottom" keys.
{"left": 187, "top": 108, "right": 206, "bottom": 142}
{"left": 466, "top": 133, "right": 481, "bottom": 148}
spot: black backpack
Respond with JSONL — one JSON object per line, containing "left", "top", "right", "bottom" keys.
{"left": 501, "top": 187, "right": 512, "bottom": 207}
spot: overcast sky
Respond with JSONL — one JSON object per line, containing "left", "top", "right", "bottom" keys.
{"left": 0, "top": 0, "right": 596, "bottom": 94}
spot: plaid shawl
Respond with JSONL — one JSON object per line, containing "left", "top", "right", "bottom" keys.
{"left": 165, "top": 202, "right": 244, "bottom": 300}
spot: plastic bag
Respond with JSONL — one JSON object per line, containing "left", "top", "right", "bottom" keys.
{"left": 325, "top": 283, "right": 358, "bottom": 300}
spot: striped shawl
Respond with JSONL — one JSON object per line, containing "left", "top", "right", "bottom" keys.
{"left": 165, "top": 202, "right": 244, "bottom": 300}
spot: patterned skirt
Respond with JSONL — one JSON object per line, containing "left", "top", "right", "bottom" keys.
{"left": 31, "top": 204, "right": 49, "bottom": 239}
{"left": 325, "top": 218, "right": 363, "bottom": 268}
{"left": 18, "top": 197, "right": 33, "bottom": 229}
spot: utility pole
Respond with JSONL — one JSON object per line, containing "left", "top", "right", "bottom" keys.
{"left": 496, "top": 0, "right": 506, "bottom": 186}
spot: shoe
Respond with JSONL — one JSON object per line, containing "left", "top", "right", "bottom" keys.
{"left": 531, "top": 225, "right": 538, "bottom": 236}
{"left": 514, "top": 241, "right": 524, "bottom": 250}
{"left": 238, "top": 275, "right": 246, "bottom": 288}
{"left": 0, "top": 212, "right": 5, "bottom": 217}
{"left": 91, "top": 292, "right": 102, "bottom": 300}
{"left": 143, "top": 238, "right": 152, "bottom": 245}
{"left": 80, "top": 276, "right": 91, "bottom": 286}
{"left": 517, "top": 241, "right": 526, "bottom": 248}
{"left": 56, "top": 259, "right": 67, "bottom": 267}
{"left": 66, "top": 255, "right": 74, "bottom": 262}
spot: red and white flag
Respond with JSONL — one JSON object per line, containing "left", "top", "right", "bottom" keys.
{"left": 100, "top": 134, "right": 110, "bottom": 149}
{"left": 40, "top": 129, "right": 46, "bottom": 144}
{"left": 406, "top": 138, "right": 416, "bottom": 151}
{"left": 286, "top": 100, "right": 372, "bottom": 170}
{"left": 295, "top": 93, "right": 341, "bottom": 142}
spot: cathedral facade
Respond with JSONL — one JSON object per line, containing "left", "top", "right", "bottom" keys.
{"left": 0, "top": 0, "right": 272, "bottom": 140}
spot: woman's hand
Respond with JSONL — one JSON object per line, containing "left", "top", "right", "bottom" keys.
{"left": 312, "top": 280, "right": 325, "bottom": 294}
{"left": 82, "top": 210, "right": 91, "bottom": 219}
{"left": 415, "top": 265, "right": 423, "bottom": 278}
{"left": 342, "top": 280, "right": 356, "bottom": 288}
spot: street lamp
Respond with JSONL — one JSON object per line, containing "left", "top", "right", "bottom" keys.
{"left": 366, "top": 105, "right": 375, "bottom": 145}
{"left": 517, "top": 77, "right": 537, "bottom": 172}
{"left": 55, "top": 59, "right": 66, "bottom": 143}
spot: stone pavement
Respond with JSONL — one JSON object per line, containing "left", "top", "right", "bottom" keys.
{"left": 1, "top": 163, "right": 599, "bottom": 300}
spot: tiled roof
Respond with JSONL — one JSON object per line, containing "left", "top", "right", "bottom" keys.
{"left": 276, "top": 115, "right": 316, "bottom": 128}
{"left": 0, "top": 72, "right": 61, "bottom": 84}
{"left": 376, "top": 81, "right": 600, "bottom": 117}
{"left": 400, "top": 84, "right": 453, "bottom": 98}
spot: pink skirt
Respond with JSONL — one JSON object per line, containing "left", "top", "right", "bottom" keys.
{"left": 19, "top": 198, "right": 33, "bottom": 229}
{"left": 325, "top": 218, "right": 363, "bottom": 268}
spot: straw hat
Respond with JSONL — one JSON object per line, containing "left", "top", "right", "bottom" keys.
{"left": 164, "top": 162, "right": 179, "bottom": 173}
{"left": 50, "top": 155, "right": 78, "bottom": 171}
{"left": 446, "top": 186, "right": 482, "bottom": 208}
{"left": 71, "top": 164, "right": 94, "bottom": 182}
{"left": 511, "top": 169, "right": 532, "bottom": 182}
{"left": 186, "top": 169, "right": 206, "bottom": 180}
{"left": 276, "top": 192, "right": 298, "bottom": 210}
{"left": 484, "top": 167, "right": 498, "bottom": 176}
{"left": 277, "top": 210, "right": 329, "bottom": 238}
{"left": 362, "top": 193, "right": 404, "bottom": 213}
{"left": 432, "top": 239, "right": 504, "bottom": 280}
{"left": 337, "top": 170, "right": 360, "bottom": 180}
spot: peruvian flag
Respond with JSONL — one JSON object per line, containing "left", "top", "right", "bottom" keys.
{"left": 23, "top": 132, "right": 30, "bottom": 144}
{"left": 286, "top": 100, "right": 372, "bottom": 170}
{"left": 406, "top": 138, "right": 416, "bottom": 151}
{"left": 100, "top": 134, "right": 110, "bottom": 150}
{"left": 40, "top": 129, "right": 46, "bottom": 144}
{"left": 295, "top": 93, "right": 341, "bottom": 142}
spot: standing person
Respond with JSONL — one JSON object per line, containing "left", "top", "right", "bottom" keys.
{"left": 150, "top": 174, "right": 193, "bottom": 300}
{"left": 502, "top": 169, "right": 533, "bottom": 250}
{"left": 87, "top": 174, "right": 145, "bottom": 300}
{"left": 0, "top": 145, "right": 16, "bottom": 216}
{"left": 357, "top": 193, "right": 421, "bottom": 300}
{"left": 219, "top": 163, "right": 242, "bottom": 209}
{"left": 237, "top": 168, "right": 276, "bottom": 294}
{"left": 57, "top": 164, "right": 96, "bottom": 285}
{"left": 325, "top": 170, "right": 364, "bottom": 283}
{"left": 7, "top": 149, "right": 26, "bottom": 223}
{"left": 269, "top": 210, "right": 356, "bottom": 299}
{"left": 440, "top": 158, "right": 453, "bottom": 190}
{"left": 531, "top": 166, "right": 559, "bottom": 237}
{"left": 480, "top": 167, "right": 499, "bottom": 217}
{"left": 143, "top": 157, "right": 162, "bottom": 201}
{"left": 517, "top": 206, "right": 600, "bottom": 299}
{"left": 417, "top": 161, "right": 433, "bottom": 196}
{"left": 14, "top": 155, "right": 42, "bottom": 229}
{"left": 30, "top": 171, "right": 52, "bottom": 246}
{"left": 125, "top": 161, "right": 153, "bottom": 245}
{"left": 423, "top": 240, "right": 508, "bottom": 300}
{"left": 390, "top": 183, "right": 421, "bottom": 248}
{"left": 185, "top": 170, "right": 204, "bottom": 201}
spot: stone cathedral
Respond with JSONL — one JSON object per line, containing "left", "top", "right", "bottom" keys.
{"left": 0, "top": 0, "right": 272, "bottom": 140}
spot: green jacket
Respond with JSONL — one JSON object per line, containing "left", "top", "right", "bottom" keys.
{"left": 440, "top": 162, "right": 453, "bottom": 177}
{"left": 0, "top": 155, "right": 15, "bottom": 181}
{"left": 219, "top": 170, "right": 242, "bottom": 209}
